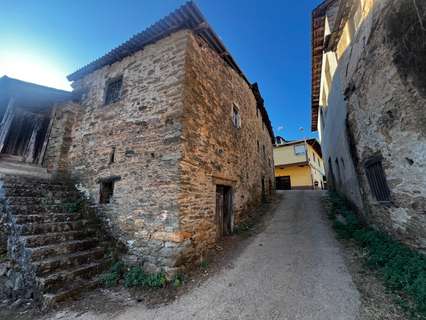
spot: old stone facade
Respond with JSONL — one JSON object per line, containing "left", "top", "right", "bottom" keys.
{"left": 312, "top": 0, "right": 426, "bottom": 250}
{"left": 44, "top": 3, "right": 275, "bottom": 271}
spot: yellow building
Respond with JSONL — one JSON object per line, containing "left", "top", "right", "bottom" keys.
{"left": 273, "top": 138, "right": 325, "bottom": 190}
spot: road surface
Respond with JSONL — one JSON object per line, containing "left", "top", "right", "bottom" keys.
{"left": 45, "top": 190, "right": 360, "bottom": 320}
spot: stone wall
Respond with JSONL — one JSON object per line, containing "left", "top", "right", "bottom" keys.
{"left": 47, "top": 30, "right": 189, "bottom": 271}
{"left": 323, "top": 0, "right": 426, "bottom": 250}
{"left": 45, "top": 29, "right": 275, "bottom": 271}
{"left": 178, "top": 33, "right": 275, "bottom": 263}
{"left": 43, "top": 102, "right": 79, "bottom": 173}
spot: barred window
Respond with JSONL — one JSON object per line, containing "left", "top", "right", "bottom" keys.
{"left": 104, "top": 77, "right": 123, "bottom": 105}
{"left": 364, "top": 157, "right": 391, "bottom": 202}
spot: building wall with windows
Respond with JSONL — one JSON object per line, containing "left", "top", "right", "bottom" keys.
{"left": 312, "top": 0, "right": 426, "bottom": 251}
{"left": 179, "top": 32, "right": 275, "bottom": 262}
{"left": 45, "top": 28, "right": 275, "bottom": 271}
{"left": 273, "top": 139, "right": 325, "bottom": 190}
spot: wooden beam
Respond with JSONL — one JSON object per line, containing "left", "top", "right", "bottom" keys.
{"left": 0, "top": 97, "right": 15, "bottom": 153}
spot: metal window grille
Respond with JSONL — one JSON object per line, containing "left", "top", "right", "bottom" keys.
{"left": 364, "top": 157, "right": 391, "bottom": 202}
{"left": 105, "top": 78, "right": 123, "bottom": 105}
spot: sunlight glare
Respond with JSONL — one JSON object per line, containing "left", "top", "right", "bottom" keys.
{"left": 0, "top": 50, "right": 71, "bottom": 91}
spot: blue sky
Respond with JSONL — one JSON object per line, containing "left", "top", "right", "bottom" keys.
{"left": 0, "top": 0, "right": 322, "bottom": 140}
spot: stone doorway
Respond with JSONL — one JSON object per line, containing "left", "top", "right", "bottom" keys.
{"left": 216, "top": 185, "right": 233, "bottom": 239}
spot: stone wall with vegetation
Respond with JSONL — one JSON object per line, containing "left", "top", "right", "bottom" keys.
{"left": 178, "top": 32, "right": 275, "bottom": 263}
{"left": 337, "top": 0, "right": 426, "bottom": 250}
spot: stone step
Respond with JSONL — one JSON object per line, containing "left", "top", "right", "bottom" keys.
{"left": 15, "top": 213, "right": 83, "bottom": 224}
{"left": 33, "top": 247, "right": 106, "bottom": 277}
{"left": 4, "top": 188, "right": 79, "bottom": 198}
{"left": 29, "top": 239, "right": 100, "bottom": 261}
{"left": 23, "top": 230, "right": 98, "bottom": 248}
{"left": 1, "top": 177, "right": 67, "bottom": 187}
{"left": 7, "top": 196, "right": 80, "bottom": 206}
{"left": 39, "top": 261, "right": 109, "bottom": 292}
{"left": 18, "top": 220, "right": 95, "bottom": 235}
{"left": 42, "top": 278, "right": 100, "bottom": 305}
{"left": 9, "top": 203, "right": 80, "bottom": 215}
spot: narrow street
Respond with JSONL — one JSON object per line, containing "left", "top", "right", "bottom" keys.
{"left": 47, "top": 191, "right": 360, "bottom": 320}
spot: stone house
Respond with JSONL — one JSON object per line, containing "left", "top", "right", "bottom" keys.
{"left": 273, "top": 138, "right": 325, "bottom": 190}
{"left": 0, "top": 1, "right": 274, "bottom": 302}
{"left": 312, "top": 0, "right": 426, "bottom": 251}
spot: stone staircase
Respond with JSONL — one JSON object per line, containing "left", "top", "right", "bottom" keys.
{"left": 0, "top": 174, "right": 112, "bottom": 305}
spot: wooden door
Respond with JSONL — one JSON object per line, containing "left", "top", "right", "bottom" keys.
{"left": 216, "top": 186, "right": 225, "bottom": 240}
{"left": 216, "top": 185, "right": 233, "bottom": 239}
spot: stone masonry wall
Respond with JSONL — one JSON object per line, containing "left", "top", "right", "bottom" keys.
{"left": 330, "top": 0, "right": 426, "bottom": 250}
{"left": 49, "top": 30, "right": 190, "bottom": 272}
{"left": 178, "top": 32, "right": 275, "bottom": 263}
{"left": 44, "top": 102, "right": 79, "bottom": 173}
{"left": 45, "top": 29, "right": 275, "bottom": 271}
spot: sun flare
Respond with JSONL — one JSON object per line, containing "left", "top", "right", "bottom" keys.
{"left": 0, "top": 50, "right": 71, "bottom": 91}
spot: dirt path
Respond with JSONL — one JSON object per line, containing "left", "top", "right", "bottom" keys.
{"left": 43, "top": 190, "right": 360, "bottom": 320}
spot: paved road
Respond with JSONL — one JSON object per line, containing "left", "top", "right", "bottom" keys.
{"left": 47, "top": 191, "right": 360, "bottom": 320}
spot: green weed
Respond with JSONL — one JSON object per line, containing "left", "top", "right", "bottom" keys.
{"left": 172, "top": 274, "right": 184, "bottom": 288}
{"left": 101, "top": 261, "right": 125, "bottom": 287}
{"left": 200, "top": 260, "right": 209, "bottom": 270}
{"left": 326, "top": 192, "right": 426, "bottom": 319}
{"left": 124, "top": 267, "right": 166, "bottom": 288}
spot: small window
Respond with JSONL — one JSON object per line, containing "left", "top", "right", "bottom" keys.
{"left": 364, "top": 156, "right": 391, "bottom": 202}
{"left": 100, "top": 181, "right": 114, "bottom": 204}
{"left": 109, "top": 147, "right": 116, "bottom": 164}
{"left": 257, "top": 140, "right": 260, "bottom": 152}
{"left": 232, "top": 104, "right": 241, "bottom": 128}
{"left": 256, "top": 107, "right": 259, "bottom": 118}
{"left": 104, "top": 77, "right": 123, "bottom": 105}
{"left": 294, "top": 144, "right": 305, "bottom": 156}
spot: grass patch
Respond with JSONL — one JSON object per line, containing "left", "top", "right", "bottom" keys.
{"left": 101, "top": 261, "right": 182, "bottom": 289}
{"left": 124, "top": 267, "right": 166, "bottom": 288}
{"left": 200, "top": 260, "right": 209, "bottom": 270}
{"left": 326, "top": 191, "right": 426, "bottom": 319}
